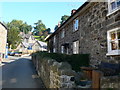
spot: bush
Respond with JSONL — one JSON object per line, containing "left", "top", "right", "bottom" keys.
{"left": 32, "top": 51, "right": 90, "bottom": 71}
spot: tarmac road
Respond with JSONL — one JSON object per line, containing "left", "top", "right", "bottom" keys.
{"left": 2, "top": 56, "right": 45, "bottom": 88}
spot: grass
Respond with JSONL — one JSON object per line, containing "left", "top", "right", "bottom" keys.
{"left": 34, "top": 36, "right": 40, "bottom": 40}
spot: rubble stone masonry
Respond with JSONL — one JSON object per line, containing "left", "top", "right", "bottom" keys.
{"left": 0, "top": 23, "right": 7, "bottom": 58}
{"left": 47, "top": 2, "right": 120, "bottom": 66}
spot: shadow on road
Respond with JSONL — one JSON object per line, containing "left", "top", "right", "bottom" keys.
{"left": 2, "top": 57, "right": 45, "bottom": 88}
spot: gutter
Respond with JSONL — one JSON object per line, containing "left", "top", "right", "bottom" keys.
{"left": 0, "top": 22, "right": 8, "bottom": 30}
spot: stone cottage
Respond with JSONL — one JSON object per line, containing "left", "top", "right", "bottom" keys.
{"left": 46, "top": 0, "right": 120, "bottom": 66}
{"left": 17, "top": 32, "right": 47, "bottom": 53}
{"left": 32, "top": 40, "right": 47, "bottom": 52}
{"left": 17, "top": 32, "right": 36, "bottom": 53}
{"left": 0, "top": 22, "right": 7, "bottom": 59}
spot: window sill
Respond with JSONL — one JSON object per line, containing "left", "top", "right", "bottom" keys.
{"left": 107, "top": 8, "right": 120, "bottom": 17}
{"left": 106, "top": 52, "right": 120, "bottom": 56}
{"left": 73, "top": 29, "right": 78, "bottom": 32}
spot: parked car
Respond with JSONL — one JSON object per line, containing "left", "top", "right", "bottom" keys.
{"left": 8, "top": 51, "right": 15, "bottom": 56}
{"left": 8, "top": 51, "right": 11, "bottom": 55}
{"left": 14, "top": 52, "right": 22, "bottom": 57}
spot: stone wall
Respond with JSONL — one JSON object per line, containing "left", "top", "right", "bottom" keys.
{"left": 32, "top": 53, "right": 120, "bottom": 89}
{"left": 0, "top": 23, "right": 7, "bottom": 58}
{"left": 100, "top": 76, "right": 120, "bottom": 88}
{"left": 32, "top": 54, "right": 77, "bottom": 88}
{"left": 47, "top": 2, "right": 120, "bottom": 66}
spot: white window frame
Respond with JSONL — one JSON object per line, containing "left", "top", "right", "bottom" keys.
{"left": 73, "top": 18, "right": 79, "bottom": 32}
{"left": 61, "top": 46, "right": 64, "bottom": 54}
{"left": 61, "top": 30, "right": 65, "bottom": 38}
{"left": 107, "top": 27, "right": 120, "bottom": 55}
{"left": 73, "top": 40, "right": 79, "bottom": 54}
{"left": 53, "top": 48, "right": 56, "bottom": 53}
{"left": 108, "top": 0, "right": 120, "bottom": 16}
{"left": 53, "top": 35, "right": 56, "bottom": 44}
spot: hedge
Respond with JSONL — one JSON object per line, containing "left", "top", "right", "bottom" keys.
{"left": 32, "top": 51, "right": 90, "bottom": 71}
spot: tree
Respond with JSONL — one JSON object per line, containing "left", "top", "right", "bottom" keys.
{"left": 6, "top": 20, "right": 32, "bottom": 49}
{"left": 7, "top": 27, "right": 21, "bottom": 49}
{"left": 61, "top": 15, "right": 70, "bottom": 24}
{"left": 7, "top": 20, "right": 32, "bottom": 33}
{"left": 33, "top": 20, "right": 51, "bottom": 41}
{"left": 54, "top": 25, "right": 58, "bottom": 31}
{"left": 33, "top": 20, "right": 46, "bottom": 36}
{"left": 54, "top": 15, "right": 69, "bottom": 31}
{"left": 20, "top": 23, "right": 32, "bottom": 34}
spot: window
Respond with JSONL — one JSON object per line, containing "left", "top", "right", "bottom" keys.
{"left": 61, "top": 46, "right": 64, "bottom": 54}
{"left": 53, "top": 48, "right": 56, "bottom": 53}
{"left": 73, "top": 41, "right": 79, "bottom": 54}
{"left": 53, "top": 35, "right": 56, "bottom": 44}
{"left": 107, "top": 27, "right": 120, "bottom": 55}
{"left": 61, "top": 30, "right": 65, "bottom": 38}
{"left": 108, "top": 0, "right": 120, "bottom": 14}
{"left": 73, "top": 18, "right": 79, "bottom": 31}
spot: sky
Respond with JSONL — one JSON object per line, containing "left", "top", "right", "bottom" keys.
{"left": 1, "top": 2, "right": 85, "bottom": 32}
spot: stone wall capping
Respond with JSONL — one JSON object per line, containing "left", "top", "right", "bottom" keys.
{"left": 32, "top": 55, "right": 77, "bottom": 88}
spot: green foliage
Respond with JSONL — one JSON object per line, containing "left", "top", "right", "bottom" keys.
{"left": 7, "top": 20, "right": 32, "bottom": 34}
{"left": 7, "top": 27, "right": 21, "bottom": 49}
{"left": 34, "top": 36, "right": 40, "bottom": 40}
{"left": 6, "top": 19, "right": 32, "bottom": 49}
{"left": 33, "top": 20, "right": 46, "bottom": 36}
{"left": 33, "top": 52, "right": 90, "bottom": 71}
{"left": 61, "top": 15, "right": 70, "bottom": 24}
{"left": 54, "top": 25, "right": 58, "bottom": 31}
{"left": 33, "top": 20, "right": 51, "bottom": 41}
{"left": 20, "top": 23, "right": 32, "bottom": 34}
{"left": 54, "top": 15, "right": 69, "bottom": 31}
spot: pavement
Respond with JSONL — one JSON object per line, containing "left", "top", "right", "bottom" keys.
{"left": 1, "top": 56, "right": 45, "bottom": 88}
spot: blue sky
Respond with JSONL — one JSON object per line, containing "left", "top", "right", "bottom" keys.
{"left": 1, "top": 2, "right": 85, "bottom": 32}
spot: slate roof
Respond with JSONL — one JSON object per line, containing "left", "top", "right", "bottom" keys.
{"left": 46, "top": 1, "right": 89, "bottom": 41}
{"left": 20, "top": 33, "right": 35, "bottom": 40}
{"left": 22, "top": 42, "right": 30, "bottom": 48}
{"left": 37, "top": 41, "right": 47, "bottom": 47}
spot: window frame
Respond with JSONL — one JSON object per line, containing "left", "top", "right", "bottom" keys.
{"left": 108, "top": 0, "right": 120, "bottom": 16}
{"left": 107, "top": 27, "right": 120, "bottom": 55}
{"left": 61, "top": 29, "right": 65, "bottom": 38}
{"left": 61, "top": 46, "right": 64, "bottom": 54}
{"left": 73, "top": 40, "right": 79, "bottom": 54}
{"left": 53, "top": 35, "right": 56, "bottom": 44}
{"left": 73, "top": 18, "right": 79, "bottom": 32}
{"left": 53, "top": 48, "right": 56, "bottom": 53}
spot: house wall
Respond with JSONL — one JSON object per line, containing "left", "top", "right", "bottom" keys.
{"left": 28, "top": 36, "right": 35, "bottom": 43}
{"left": 48, "top": 2, "right": 120, "bottom": 66}
{"left": 0, "top": 23, "right": 7, "bottom": 58}
{"left": 32, "top": 42, "right": 41, "bottom": 51}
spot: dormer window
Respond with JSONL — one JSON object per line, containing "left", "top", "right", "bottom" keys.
{"left": 108, "top": 0, "right": 120, "bottom": 15}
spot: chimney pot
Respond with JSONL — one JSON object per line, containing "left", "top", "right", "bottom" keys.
{"left": 71, "top": 9, "right": 76, "bottom": 15}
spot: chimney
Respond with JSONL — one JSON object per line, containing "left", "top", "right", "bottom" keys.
{"left": 58, "top": 21, "right": 61, "bottom": 27}
{"left": 71, "top": 9, "right": 76, "bottom": 15}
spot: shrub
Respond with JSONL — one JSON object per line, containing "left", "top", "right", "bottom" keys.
{"left": 32, "top": 51, "right": 90, "bottom": 71}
